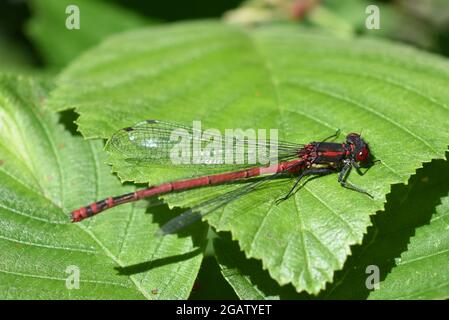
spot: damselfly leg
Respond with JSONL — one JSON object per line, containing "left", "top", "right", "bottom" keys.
{"left": 275, "top": 167, "right": 337, "bottom": 204}
{"left": 338, "top": 160, "right": 374, "bottom": 198}
{"left": 321, "top": 128, "right": 341, "bottom": 143}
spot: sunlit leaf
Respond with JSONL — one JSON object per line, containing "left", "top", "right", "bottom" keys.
{"left": 46, "top": 21, "right": 449, "bottom": 294}
{"left": 0, "top": 75, "right": 206, "bottom": 299}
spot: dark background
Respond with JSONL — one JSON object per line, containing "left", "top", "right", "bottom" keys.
{"left": 1, "top": 0, "right": 449, "bottom": 69}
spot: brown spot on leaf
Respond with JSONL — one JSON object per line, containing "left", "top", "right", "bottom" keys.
{"left": 151, "top": 288, "right": 159, "bottom": 295}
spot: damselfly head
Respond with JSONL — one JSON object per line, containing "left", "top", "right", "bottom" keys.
{"left": 346, "top": 133, "right": 370, "bottom": 163}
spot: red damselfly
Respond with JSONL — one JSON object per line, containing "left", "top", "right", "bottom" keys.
{"left": 71, "top": 120, "right": 374, "bottom": 235}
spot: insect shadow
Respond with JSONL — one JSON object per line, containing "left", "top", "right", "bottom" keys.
{"left": 114, "top": 200, "right": 207, "bottom": 276}
{"left": 114, "top": 247, "right": 203, "bottom": 276}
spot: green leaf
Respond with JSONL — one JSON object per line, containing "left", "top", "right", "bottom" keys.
{"left": 27, "top": 0, "right": 149, "bottom": 68}
{"left": 214, "top": 232, "right": 303, "bottom": 299}
{"left": 369, "top": 192, "right": 449, "bottom": 299}
{"left": 189, "top": 255, "right": 239, "bottom": 300}
{"left": 0, "top": 75, "right": 207, "bottom": 299}
{"left": 46, "top": 21, "right": 449, "bottom": 294}
{"left": 311, "top": 157, "right": 449, "bottom": 299}
{"left": 215, "top": 154, "right": 449, "bottom": 300}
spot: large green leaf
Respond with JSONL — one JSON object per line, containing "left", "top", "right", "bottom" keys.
{"left": 312, "top": 156, "right": 449, "bottom": 299}
{"left": 214, "top": 232, "right": 302, "bottom": 299}
{"left": 214, "top": 158, "right": 449, "bottom": 299}
{"left": 369, "top": 192, "right": 449, "bottom": 299}
{"left": 46, "top": 21, "right": 449, "bottom": 294}
{"left": 0, "top": 75, "right": 206, "bottom": 299}
{"left": 27, "top": 0, "right": 149, "bottom": 68}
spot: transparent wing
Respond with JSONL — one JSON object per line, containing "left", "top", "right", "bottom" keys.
{"left": 107, "top": 119, "right": 302, "bottom": 171}
{"left": 156, "top": 161, "right": 302, "bottom": 236}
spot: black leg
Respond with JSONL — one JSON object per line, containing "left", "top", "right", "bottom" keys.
{"left": 352, "top": 159, "right": 381, "bottom": 176}
{"left": 275, "top": 167, "right": 336, "bottom": 204}
{"left": 338, "top": 162, "right": 374, "bottom": 198}
{"left": 321, "top": 129, "right": 341, "bottom": 143}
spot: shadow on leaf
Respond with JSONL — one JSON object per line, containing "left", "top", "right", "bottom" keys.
{"left": 212, "top": 154, "right": 449, "bottom": 299}
{"left": 114, "top": 201, "right": 208, "bottom": 276}
{"left": 115, "top": 248, "right": 203, "bottom": 276}
{"left": 321, "top": 153, "right": 449, "bottom": 299}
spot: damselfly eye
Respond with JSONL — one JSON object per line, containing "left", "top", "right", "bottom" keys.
{"left": 356, "top": 147, "right": 369, "bottom": 162}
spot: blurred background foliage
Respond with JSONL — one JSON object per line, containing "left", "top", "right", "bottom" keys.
{"left": 1, "top": 0, "right": 449, "bottom": 73}
{"left": 1, "top": 0, "right": 448, "bottom": 299}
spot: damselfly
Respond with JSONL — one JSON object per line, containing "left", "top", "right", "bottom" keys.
{"left": 71, "top": 120, "right": 374, "bottom": 235}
